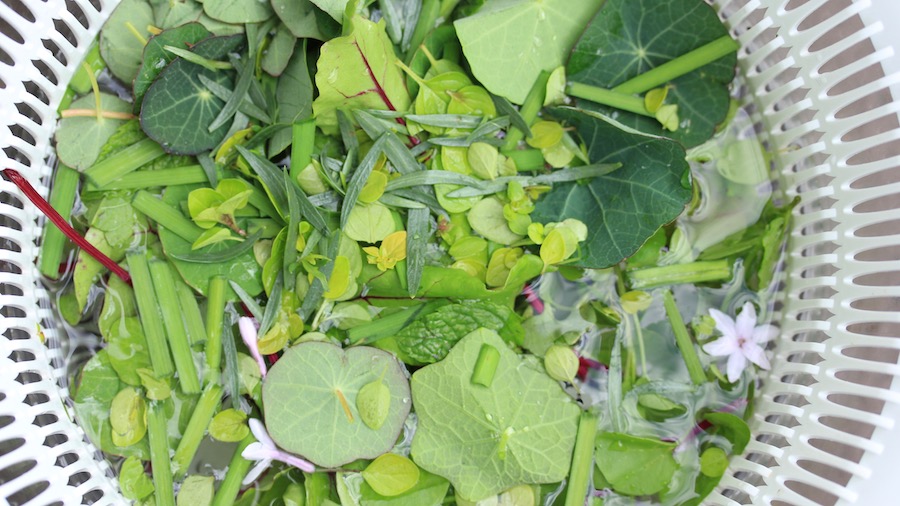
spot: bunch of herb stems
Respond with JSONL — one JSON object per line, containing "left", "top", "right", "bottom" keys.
{"left": 83, "top": 138, "right": 165, "bottom": 187}
{"left": 149, "top": 260, "right": 202, "bottom": 394}
{"left": 132, "top": 190, "right": 203, "bottom": 243}
{"left": 125, "top": 251, "right": 174, "bottom": 377}
{"left": 565, "top": 411, "right": 599, "bottom": 506}
{"left": 87, "top": 165, "right": 207, "bottom": 191}
{"left": 172, "top": 384, "right": 223, "bottom": 478}
{"left": 148, "top": 402, "right": 175, "bottom": 506}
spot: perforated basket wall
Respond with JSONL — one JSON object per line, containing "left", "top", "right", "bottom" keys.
{"left": 0, "top": 0, "right": 897, "bottom": 504}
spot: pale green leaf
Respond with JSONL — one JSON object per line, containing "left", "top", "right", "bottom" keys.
{"left": 271, "top": 0, "right": 325, "bottom": 39}
{"left": 594, "top": 432, "right": 677, "bottom": 496}
{"left": 261, "top": 23, "right": 297, "bottom": 76}
{"left": 344, "top": 203, "right": 396, "bottom": 243}
{"left": 362, "top": 453, "right": 420, "bottom": 497}
{"left": 100, "top": 0, "right": 155, "bottom": 83}
{"left": 310, "top": 0, "right": 350, "bottom": 22}
{"left": 203, "top": 0, "right": 274, "bottom": 23}
{"left": 467, "top": 197, "right": 523, "bottom": 245}
{"left": 56, "top": 94, "right": 131, "bottom": 171}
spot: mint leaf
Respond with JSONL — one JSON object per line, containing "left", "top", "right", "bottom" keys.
{"left": 263, "top": 342, "right": 411, "bottom": 468}
{"left": 410, "top": 329, "right": 580, "bottom": 501}
{"left": 532, "top": 108, "right": 690, "bottom": 268}
{"left": 594, "top": 432, "right": 678, "bottom": 496}
{"left": 454, "top": 0, "right": 603, "bottom": 104}
{"left": 568, "top": 0, "right": 736, "bottom": 147}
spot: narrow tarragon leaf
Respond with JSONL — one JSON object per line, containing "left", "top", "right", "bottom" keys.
{"left": 532, "top": 107, "right": 690, "bottom": 268}
{"left": 567, "top": 0, "right": 737, "bottom": 147}
{"left": 140, "top": 35, "right": 244, "bottom": 154}
{"left": 453, "top": 0, "right": 603, "bottom": 104}
{"left": 133, "top": 23, "right": 211, "bottom": 112}
{"left": 263, "top": 342, "right": 411, "bottom": 468}
{"left": 410, "top": 329, "right": 580, "bottom": 501}
{"left": 312, "top": 15, "right": 411, "bottom": 135}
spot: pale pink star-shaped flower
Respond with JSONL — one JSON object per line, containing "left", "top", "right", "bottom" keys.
{"left": 239, "top": 317, "right": 267, "bottom": 378}
{"left": 702, "top": 302, "right": 777, "bottom": 383}
{"left": 241, "top": 418, "right": 315, "bottom": 485}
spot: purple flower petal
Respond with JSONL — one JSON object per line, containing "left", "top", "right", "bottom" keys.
{"left": 272, "top": 451, "right": 316, "bottom": 473}
{"left": 239, "top": 317, "right": 267, "bottom": 378}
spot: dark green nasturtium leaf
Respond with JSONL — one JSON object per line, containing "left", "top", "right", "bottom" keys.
{"left": 56, "top": 93, "right": 131, "bottom": 171}
{"left": 532, "top": 108, "right": 690, "bottom": 269}
{"left": 411, "top": 329, "right": 581, "bottom": 501}
{"left": 567, "top": 0, "right": 737, "bottom": 147}
{"left": 594, "top": 432, "right": 678, "bottom": 497}
{"left": 100, "top": 0, "right": 155, "bottom": 83}
{"left": 140, "top": 35, "right": 245, "bottom": 154}
{"left": 202, "top": 0, "right": 274, "bottom": 23}
{"left": 702, "top": 411, "right": 751, "bottom": 454}
{"left": 263, "top": 342, "right": 411, "bottom": 468}
{"left": 133, "top": 23, "right": 212, "bottom": 112}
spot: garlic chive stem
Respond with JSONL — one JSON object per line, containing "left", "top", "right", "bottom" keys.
{"left": 88, "top": 166, "right": 207, "bottom": 190}
{"left": 663, "top": 290, "right": 707, "bottom": 385}
{"left": 173, "top": 384, "right": 222, "bottom": 478}
{"left": 132, "top": 190, "right": 204, "bottom": 243}
{"left": 613, "top": 35, "right": 740, "bottom": 95}
{"left": 148, "top": 402, "right": 175, "bottom": 506}
{"left": 471, "top": 344, "right": 501, "bottom": 387}
{"left": 211, "top": 434, "right": 255, "bottom": 506}
{"left": 290, "top": 118, "right": 317, "bottom": 180}
{"left": 627, "top": 260, "right": 732, "bottom": 289}
{"left": 38, "top": 164, "right": 79, "bottom": 279}
{"left": 149, "top": 260, "right": 202, "bottom": 394}
{"left": 502, "top": 71, "right": 550, "bottom": 151}
{"left": 84, "top": 138, "right": 165, "bottom": 187}
{"left": 565, "top": 82, "right": 654, "bottom": 117}
{"left": 126, "top": 251, "right": 174, "bottom": 377}
{"left": 175, "top": 278, "right": 206, "bottom": 348}
{"left": 564, "top": 411, "right": 599, "bottom": 506}
{"left": 204, "top": 276, "right": 227, "bottom": 386}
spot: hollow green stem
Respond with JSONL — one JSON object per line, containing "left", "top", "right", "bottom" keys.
{"left": 633, "top": 313, "right": 649, "bottom": 377}
{"left": 613, "top": 35, "right": 740, "bottom": 95}
{"left": 211, "top": 434, "right": 255, "bottom": 506}
{"left": 290, "top": 119, "right": 316, "bottom": 180}
{"left": 148, "top": 402, "right": 175, "bottom": 506}
{"left": 406, "top": 0, "right": 440, "bottom": 63}
{"left": 502, "top": 71, "right": 550, "bottom": 151}
{"left": 205, "top": 276, "right": 227, "bottom": 386}
{"left": 471, "top": 344, "right": 500, "bottom": 387}
{"left": 126, "top": 251, "right": 174, "bottom": 377}
{"left": 501, "top": 148, "right": 545, "bottom": 172}
{"left": 662, "top": 290, "right": 707, "bottom": 385}
{"left": 173, "top": 384, "right": 222, "bottom": 478}
{"left": 149, "top": 260, "right": 202, "bottom": 394}
{"left": 565, "top": 411, "right": 599, "bottom": 506}
{"left": 627, "top": 260, "right": 732, "bottom": 289}
{"left": 83, "top": 138, "right": 165, "bottom": 187}
{"left": 88, "top": 166, "right": 207, "bottom": 190}
{"left": 132, "top": 190, "right": 203, "bottom": 243}
{"left": 38, "top": 164, "right": 79, "bottom": 279}
{"left": 565, "top": 82, "right": 653, "bottom": 117}
{"left": 68, "top": 42, "right": 105, "bottom": 95}
{"left": 175, "top": 278, "right": 206, "bottom": 348}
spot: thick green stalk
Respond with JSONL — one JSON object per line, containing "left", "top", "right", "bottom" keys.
{"left": 471, "top": 344, "right": 500, "bottom": 387}
{"left": 38, "top": 164, "right": 79, "bottom": 279}
{"left": 211, "top": 434, "right": 255, "bottom": 506}
{"left": 662, "top": 290, "right": 707, "bottom": 385}
{"left": 89, "top": 166, "right": 207, "bottom": 190}
{"left": 148, "top": 402, "right": 175, "bottom": 506}
{"left": 502, "top": 71, "right": 551, "bottom": 151}
{"left": 204, "top": 276, "right": 228, "bottom": 386}
{"left": 565, "top": 411, "right": 599, "bottom": 506}
{"left": 501, "top": 148, "right": 545, "bottom": 172}
{"left": 406, "top": 0, "right": 440, "bottom": 62}
{"left": 613, "top": 35, "right": 740, "bottom": 95}
{"left": 132, "top": 190, "right": 203, "bottom": 243}
{"left": 173, "top": 384, "right": 222, "bottom": 477}
{"left": 149, "top": 260, "right": 202, "bottom": 394}
{"left": 565, "top": 82, "right": 653, "bottom": 117}
{"left": 68, "top": 42, "right": 105, "bottom": 94}
{"left": 83, "top": 138, "right": 166, "bottom": 187}
{"left": 175, "top": 278, "right": 206, "bottom": 348}
{"left": 126, "top": 251, "right": 174, "bottom": 377}
{"left": 627, "top": 260, "right": 732, "bottom": 289}
{"left": 289, "top": 119, "right": 316, "bottom": 180}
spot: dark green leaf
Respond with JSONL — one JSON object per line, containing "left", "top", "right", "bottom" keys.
{"left": 271, "top": 0, "right": 324, "bottom": 39}
{"left": 269, "top": 41, "right": 314, "bottom": 155}
{"left": 261, "top": 23, "right": 297, "bottom": 76}
{"left": 702, "top": 411, "right": 751, "bottom": 454}
{"left": 133, "top": 23, "right": 211, "bottom": 112}
{"left": 594, "top": 432, "right": 677, "bottom": 496}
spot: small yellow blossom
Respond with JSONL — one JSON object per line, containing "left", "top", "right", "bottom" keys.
{"left": 363, "top": 231, "right": 407, "bottom": 271}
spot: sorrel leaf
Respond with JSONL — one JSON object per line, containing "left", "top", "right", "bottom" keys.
{"left": 202, "top": 0, "right": 274, "bottom": 23}
{"left": 269, "top": 44, "right": 314, "bottom": 155}
{"left": 262, "top": 342, "right": 411, "bottom": 468}
{"left": 271, "top": 0, "right": 325, "bottom": 39}
{"left": 568, "top": 0, "right": 737, "bottom": 147}
{"left": 532, "top": 108, "right": 690, "bottom": 268}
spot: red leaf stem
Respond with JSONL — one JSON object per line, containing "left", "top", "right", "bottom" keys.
{"left": 353, "top": 42, "right": 420, "bottom": 146}
{"left": 4, "top": 168, "right": 131, "bottom": 284}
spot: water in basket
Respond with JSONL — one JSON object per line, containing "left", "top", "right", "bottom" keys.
{"left": 0, "top": 0, "right": 898, "bottom": 504}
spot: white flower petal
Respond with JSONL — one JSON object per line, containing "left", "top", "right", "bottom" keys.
{"left": 735, "top": 302, "right": 757, "bottom": 340}
{"left": 248, "top": 419, "right": 276, "bottom": 450}
{"left": 273, "top": 451, "right": 316, "bottom": 473}
{"left": 241, "top": 441, "right": 270, "bottom": 460}
{"left": 702, "top": 335, "right": 740, "bottom": 357}
{"left": 708, "top": 308, "right": 737, "bottom": 338}
{"left": 240, "top": 317, "right": 268, "bottom": 378}
{"left": 742, "top": 342, "right": 771, "bottom": 370}
{"left": 752, "top": 324, "right": 778, "bottom": 344}
{"left": 241, "top": 458, "right": 272, "bottom": 486}
{"left": 726, "top": 352, "right": 747, "bottom": 383}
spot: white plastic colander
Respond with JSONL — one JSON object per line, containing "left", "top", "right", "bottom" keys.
{"left": 0, "top": 0, "right": 898, "bottom": 504}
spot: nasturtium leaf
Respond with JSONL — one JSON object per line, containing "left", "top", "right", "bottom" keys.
{"left": 263, "top": 342, "right": 411, "bottom": 468}
{"left": 358, "top": 468, "right": 450, "bottom": 506}
{"left": 151, "top": 0, "right": 203, "bottom": 29}
{"left": 110, "top": 387, "right": 148, "bottom": 447}
{"left": 411, "top": 329, "right": 580, "bottom": 501}
{"left": 140, "top": 35, "right": 244, "bottom": 154}
{"left": 107, "top": 317, "right": 153, "bottom": 386}
{"left": 203, "top": 0, "right": 274, "bottom": 23}
{"left": 133, "top": 23, "right": 212, "bottom": 112}
{"left": 209, "top": 408, "right": 250, "bottom": 442}
{"left": 594, "top": 432, "right": 677, "bottom": 497}
{"left": 567, "top": 0, "right": 737, "bottom": 147}
{"left": 119, "top": 457, "right": 154, "bottom": 500}
{"left": 270, "top": 44, "right": 314, "bottom": 155}
{"left": 532, "top": 108, "right": 690, "bottom": 268}
{"left": 100, "top": 0, "right": 155, "bottom": 83}
{"left": 344, "top": 203, "right": 396, "bottom": 243}
{"left": 453, "top": 0, "right": 603, "bottom": 104}
{"left": 362, "top": 453, "right": 420, "bottom": 497}
{"left": 701, "top": 411, "right": 751, "bottom": 454}
{"left": 272, "top": 0, "right": 324, "bottom": 39}
{"left": 312, "top": 15, "right": 411, "bottom": 134}
{"left": 56, "top": 93, "right": 131, "bottom": 171}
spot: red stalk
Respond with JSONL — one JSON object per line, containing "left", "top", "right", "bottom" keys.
{"left": 4, "top": 168, "right": 131, "bottom": 284}
{"left": 353, "top": 42, "right": 421, "bottom": 146}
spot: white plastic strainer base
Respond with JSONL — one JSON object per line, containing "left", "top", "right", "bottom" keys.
{"left": 1, "top": 0, "right": 898, "bottom": 504}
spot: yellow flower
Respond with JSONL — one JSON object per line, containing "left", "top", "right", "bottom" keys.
{"left": 363, "top": 231, "right": 407, "bottom": 271}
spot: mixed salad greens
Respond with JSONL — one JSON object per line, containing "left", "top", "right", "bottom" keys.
{"left": 20, "top": 0, "right": 798, "bottom": 504}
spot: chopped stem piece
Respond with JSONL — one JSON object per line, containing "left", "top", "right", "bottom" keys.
{"left": 173, "top": 384, "right": 222, "bottom": 478}
{"left": 204, "top": 276, "right": 227, "bottom": 386}
{"left": 564, "top": 411, "right": 599, "bottom": 506}
{"left": 471, "top": 344, "right": 500, "bottom": 387}
{"left": 565, "top": 83, "right": 653, "bottom": 117}
{"left": 501, "top": 148, "right": 544, "bottom": 172}
{"left": 627, "top": 260, "right": 732, "bottom": 289}
{"left": 84, "top": 138, "right": 165, "bottom": 187}
{"left": 211, "top": 433, "right": 255, "bottom": 506}
{"left": 149, "top": 260, "right": 202, "bottom": 394}
{"left": 126, "top": 251, "right": 173, "bottom": 376}
{"left": 148, "top": 402, "right": 175, "bottom": 506}
{"left": 88, "top": 166, "right": 207, "bottom": 190}
{"left": 132, "top": 190, "right": 203, "bottom": 243}
{"left": 663, "top": 290, "right": 707, "bottom": 385}
{"left": 38, "top": 164, "right": 79, "bottom": 279}
{"left": 290, "top": 119, "right": 316, "bottom": 180}
{"left": 502, "top": 71, "right": 550, "bottom": 151}
{"left": 3, "top": 168, "right": 131, "bottom": 283}
{"left": 175, "top": 278, "right": 206, "bottom": 348}
{"left": 613, "top": 35, "right": 740, "bottom": 95}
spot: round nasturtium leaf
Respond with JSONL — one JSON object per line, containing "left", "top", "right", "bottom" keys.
{"left": 263, "top": 342, "right": 411, "bottom": 468}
